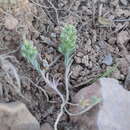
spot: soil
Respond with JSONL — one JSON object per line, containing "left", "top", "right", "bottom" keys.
{"left": 0, "top": 0, "right": 130, "bottom": 129}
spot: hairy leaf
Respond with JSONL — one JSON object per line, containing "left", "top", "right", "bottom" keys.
{"left": 59, "top": 24, "right": 77, "bottom": 65}
{"left": 21, "top": 39, "right": 40, "bottom": 71}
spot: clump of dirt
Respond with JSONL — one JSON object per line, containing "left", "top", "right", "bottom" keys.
{"left": 0, "top": 0, "right": 130, "bottom": 129}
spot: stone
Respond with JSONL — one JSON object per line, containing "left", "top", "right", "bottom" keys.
{"left": 70, "top": 81, "right": 101, "bottom": 130}
{"left": 71, "top": 65, "right": 83, "bottom": 79}
{"left": 70, "top": 78, "right": 130, "bottom": 130}
{"left": 106, "top": 66, "right": 122, "bottom": 80}
{"left": 82, "top": 55, "right": 89, "bottom": 67}
{"left": 120, "top": 0, "right": 128, "bottom": 5}
{"left": 40, "top": 123, "right": 53, "bottom": 130}
{"left": 84, "top": 39, "right": 92, "bottom": 52}
{"left": 76, "top": 52, "right": 84, "bottom": 57}
{"left": 98, "top": 78, "right": 130, "bottom": 130}
{"left": 102, "top": 53, "right": 113, "bottom": 65}
{"left": 111, "top": 0, "right": 119, "bottom": 7}
{"left": 116, "top": 58, "right": 129, "bottom": 75}
{"left": 40, "top": 36, "right": 53, "bottom": 45}
{"left": 4, "top": 16, "right": 18, "bottom": 30}
{"left": 117, "top": 31, "right": 129, "bottom": 44}
{"left": 108, "top": 37, "right": 116, "bottom": 45}
{"left": 74, "top": 56, "right": 82, "bottom": 64}
{"left": 0, "top": 102, "right": 40, "bottom": 130}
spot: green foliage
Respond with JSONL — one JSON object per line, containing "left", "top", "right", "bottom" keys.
{"left": 86, "top": 64, "right": 118, "bottom": 85}
{"left": 91, "top": 96, "right": 102, "bottom": 105}
{"left": 21, "top": 39, "right": 40, "bottom": 71}
{"left": 58, "top": 24, "right": 77, "bottom": 65}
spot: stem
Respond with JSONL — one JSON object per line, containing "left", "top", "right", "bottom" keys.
{"left": 54, "top": 103, "right": 64, "bottom": 130}
{"left": 64, "top": 101, "right": 100, "bottom": 116}
{"left": 38, "top": 57, "right": 72, "bottom": 130}
{"left": 54, "top": 64, "right": 70, "bottom": 130}
{"left": 65, "top": 65, "right": 70, "bottom": 102}
{"left": 39, "top": 69, "right": 66, "bottom": 130}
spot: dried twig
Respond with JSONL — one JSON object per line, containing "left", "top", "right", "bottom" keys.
{"left": 21, "top": 76, "right": 57, "bottom": 103}
{"left": 46, "top": 0, "right": 59, "bottom": 25}
{"left": 30, "top": 0, "right": 52, "bottom": 9}
{"left": 92, "top": 0, "right": 96, "bottom": 27}
{"left": 99, "top": 3, "right": 103, "bottom": 17}
{"left": 54, "top": 60, "right": 72, "bottom": 130}
{"left": 49, "top": 55, "right": 62, "bottom": 68}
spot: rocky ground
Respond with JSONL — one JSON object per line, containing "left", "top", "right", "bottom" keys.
{"left": 0, "top": 0, "right": 130, "bottom": 130}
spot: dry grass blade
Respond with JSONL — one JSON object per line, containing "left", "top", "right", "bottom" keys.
{"left": 21, "top": 76, "right": 57, "bottom": 103}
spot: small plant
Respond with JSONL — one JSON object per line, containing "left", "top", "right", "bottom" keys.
{"left": 21, "top": 38, "right": 63, "bottom": 115}
{"left": 54, "top": 25, "right": 77, "bottom": 130}
{"left": 21, "top": 39, "right": 40, "bottom": 71}
{"left": 59, "top": 24, "right": 77, "bottom": 65}
{"left": 21, "top": 25, "right": 77, "bottom": 130}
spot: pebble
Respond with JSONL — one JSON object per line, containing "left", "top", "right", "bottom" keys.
{"left": 71, "top": 65, "right": 83, "bottom": 79}
{"left": 102, "top": 53, "right": 113, "bottom": 65}
{"left": 74, "top": 56, "right": 82, "bottom": 64}
{"left": 117, "top": 31, "right": 129, "bottom": 44}
{"left": 120, "top": 0, "right": 128, "bottom": 5}
{"left": 116, "top": 58, "right": 129, "bottom": 75}
{"left": 0, "top": 102, "right": 40, "bottom": 130}
{"left": 76, "top": 52, "right": 84, "bottom": 57}
{"left": 4, "top": 15, "right": 18, "bottom": 30}
{"left": 82, "top": 55, "right": 89, "bottom": 67}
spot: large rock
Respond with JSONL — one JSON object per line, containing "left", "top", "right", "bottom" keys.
{"left": 0, "top": 102, "right": 40, "bottom": 130}
{"left": 98, "top": 78, "right": 130, "bottom": 130}
{"left": 40, "top": 123, "right": 53, "bottom": 130}
{"left": 70, "top": 78, "right": 130, "bottom": 130}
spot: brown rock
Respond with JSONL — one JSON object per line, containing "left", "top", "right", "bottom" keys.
{"left": 0, "top": 102, "right": 40, "bottom": 130}
{"left": 117, "top": 31, "right": 129, "bottom": 44}
{"left": 98, "top": 78, "right": 130, "bottom": 130}
{"left": 74, "top": 56, "right": 82, "bottom": 64}
{"left": 106, "top": 66, "right": 123, "bottom": 80}
{"left": 70, "top": 82, "right": 101, "bottom": 114}
{"left": 70, "top": 78, "right": 130, "bottom": 130}
{"left": 70, "top": 82, "right": 101, "bottom": 130}
{"left": 71, "top": 65, "right": 83, "bottom": 79}
{"left": 120, "top": 0, "right": 128, "bottom": 6}
{"left": 84, "top": 39, "right": 92, "bottom": 52}
{"left": 40, "top": 123, "right": 53, "bottom": 130}
{"left": 115, "top": 8, "right": 130, "bottom": 17}
{"left": 74, "top": 52, "right": 84, "bottom": 64}
{"left": 116, "top": 58, "right": 129, "bottom": 75}
{"left": 76, "top": 52, "right": 84, "bottom": 57}
{"left": 4, "top": 16, "right": 18, "bottom": 30}
{"left": 82, "top": 55, "right": 89, "bottom": 67}
{"left": 108, "top": 37, "right": 116, "bottom": 45}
